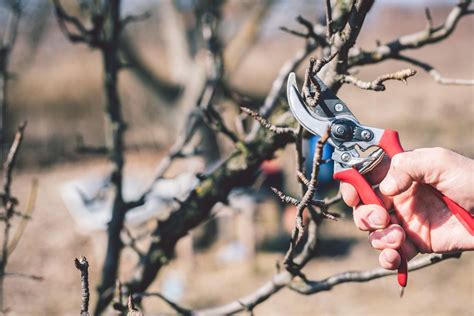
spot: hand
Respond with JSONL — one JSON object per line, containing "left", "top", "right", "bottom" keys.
{"left": 340, "top": 147, "right": 474, "bottom": 270}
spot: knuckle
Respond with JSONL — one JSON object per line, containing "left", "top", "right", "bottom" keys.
{"left": 390, "top": 153, "right": 404, "bottom": 170}
{"left": 430, "top": 147, "right": 450, "bottom": 161}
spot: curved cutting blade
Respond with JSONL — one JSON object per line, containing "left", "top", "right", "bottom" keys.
{"left": 286, "top": 72, "right": 358, "bottom": 138}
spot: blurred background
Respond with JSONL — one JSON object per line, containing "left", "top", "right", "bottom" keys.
{"left": 1, "top": 0, "right": 473, "bottom": 315}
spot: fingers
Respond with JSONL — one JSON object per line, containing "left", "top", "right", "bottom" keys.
{"left": 379, "top": 249, "right": 401, "bottom": 270}
{"left": 379, "top": 148, "right": 450, "bottom": 197}
{"left": 340, "top": 182, "right": 359, "bottom": 207}
{"left": 369, "top": 224, "right": 405, "bottom": 250}
{"left": 339, "top": 156, "right": 391, "bottom": 207}
{"left": 353, "top": 204, "right": 390, "bottom": 231}
{"left": 378, "top": 240, "right": 419, "bottom": 270}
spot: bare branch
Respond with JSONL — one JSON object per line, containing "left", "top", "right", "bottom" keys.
{"left": 279, "top": 27, "right": 308, "bottom": 39}
{"left": 397, "top": 55, "right": 474, "bottom": 86}
{"left": 271, "top": 187, "right": 300, "bottom": 206}
{"left": 349, "top": 0, "right": 473, "bottom": 67}
{"left": 7, "top": 178, "right": 37, "bottom": 255}
{"left": 302, "top": 51, "right": 339, "bottom": 106}
{"left": 296, "top": 171, "right": 310, "bottom": 186}
{"left": 126, "top": 118, "right": 296, "bottom": 295}
{"left": 424, "top": 7, "right": 434, "bottom": 34}
{"left": 0, "top": 122, "right": 27, "bottom": 311}
{"left": 280, "top": 15, "right": 328, "bottom": 45}
{"left": 4, "top": 272, "right": 42, "bottom": 281}
{"left": 51, "top": 0, "right": 89, "bottom": 44}
{"left": 248, "top": 16, "right": 327, "bottom": 139}
{"left": 133, "top": 292, "right": 191, "bottom": 315}
{"left": 302, "top": 58, "right": 321, "bottom": 107}
{"left": 330, "top": 0, "right": 375, "bottom": 83}
{"left": 0, "top": 0, "right": 22, "bottom": 157}
{"left": 194, "top": 252, "right": 461, "bottom": 315}
{"left": 121, "top": 11, "right": 152, "bottom": 28}
{"left": 122, "top": 227, "right": 145, "bottom": 259}
{"left": 339, "top": 68, "right": 417, "bottom": 91}
{"left": 284, "top": 129, "right": 330, "bottom": 265}
{"left": 271, "top": 187, "right": 335, "bottom": 215}
{"left": 289, "top": 253, "right": 462, "bottom": 294}
{"left": 325, "top": 0, "right": 334, "bottom": 38}
{"left": 3, "top": 122, "right": 26, "bottom": 197}
{"left": 241, "top": 107, "right": 297, "bottom": 136}
{"left": 127, "top": 295, "right": 143, "bottom": 316}
{"left": 74, "top": 257, "right": 90, "bottom": 316}
{"left": 201, "top": 102, "right": 240, "bottom": 143}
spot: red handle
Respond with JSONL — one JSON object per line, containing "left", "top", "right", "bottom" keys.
{"left": 335, "top": 129, "right": 474, "bottom": 288}
{"left": 334, "top": 168, "right": 408, "bottom": 287}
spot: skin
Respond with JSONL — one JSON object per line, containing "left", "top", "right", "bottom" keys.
{"left": 340, "top": 147, "right": 474, "bottom": 270}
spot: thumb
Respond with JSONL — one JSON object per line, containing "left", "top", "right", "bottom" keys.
{"left": 379, "top": 149, "right": 445, "bottom": 196}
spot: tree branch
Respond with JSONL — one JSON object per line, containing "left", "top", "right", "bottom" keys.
{"left": 288, "top": 252, "right": 462, "bottom": 294}
{"left": 325, "top": 0, "right": 334, "bottom": 38}
{"left": 51, "top": 0, "right": 90, "bottom": 44}
{"left": 194, "top": 252, "right": 461, "bottom": 315}
{"left": 193, "top": 214, "right": 320, "bottom": 316}
{"left": 241, "top": 107, "right": 297, "bottom": 136}
{"left": 133, "top": 292, "right": 191, "bottom": 315}
{"left": 339, "top": 68, "right": 417, "bottom": 91}
{"left": 283, "top": 130, "right": 329, "bottom": 265}
{"left": 74, "top": 257, "right": 90, "bottom": 316}
{"left": 397, "top": 55, "right": 474, "bottom": 86}
{"left": 348, "top": 0, "right": 473, "bottom": 67}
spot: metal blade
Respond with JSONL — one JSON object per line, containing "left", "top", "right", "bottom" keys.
{"left": 286, "top": 72, "right": 330, "bottom": 137}
{"left": 311, "top": 75, "right": 357, "bottom": 121}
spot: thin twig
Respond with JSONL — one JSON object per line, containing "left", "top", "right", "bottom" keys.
{"left": 339, "top": 69, "right": 417, "bottom": 91}
{"left": 296, "top": 171, "right": 310, "bottom": 186}
{"left": 0, "top": 0, "right": 22, "bottom": 162}
{"left": 127, "top": 294, "right": 143, "bottom": 316}
{"left": 397, "top": 55, "right": 474, "bottom": 85}
{"left": 133, "top": 292, "right": 191, "bottom": 315}
{"left": 279, "top": 15, "right": 328, "bottom": 45}
{"left": 325, "top": 0, "right": 334, "bottom": 38}
{"left": 51, "top": 0, "right": 89, "bottom": 44}
{"left": 284, "top": 129, "right": 330, "bottom": 265}
{"left": 302, "top": 51, "right": 339, "bottom": 105}
{"left": 271, "top": 187, "right": 300, "bottom": 206}
{"left": 241, "top": 107, "right": 296, "bottom": 136}
{"left": 424, "top": 7, "right": 434, "bottom": 34}
{"left": 0, "top": 122, "right": 26, "bottom": 312}
{"left": 4, "top": 272, "right": 43, "bottom": 281}
{"left": 7, "top": 178, "right": 37, "bottom": 255}
{"left": 271, "top": 187, "right": 333, "bottom": 211}
{"left": 74, "top": 257, "right": 90, "bottom": 316}
{"left": 122, "top": 226, "right": 144, "bottom": 259}
{"left": 121, "top": 11, "right": 151, "bottom": 28}
{"left": 248, "top": 16, "right": 327, "bottom": 140}
{"left": 3, "top": 122, "right": 26, "bottom": 197}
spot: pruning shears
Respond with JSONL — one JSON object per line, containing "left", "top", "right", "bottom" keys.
{"left": 286, "top": 72, "right": 474, "bottom": 289}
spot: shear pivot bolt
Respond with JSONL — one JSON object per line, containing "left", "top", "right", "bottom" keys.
{"left": 361, "top": 130, "right": 372, "bottom": 140}
{"left": 335, "top": 103, "right": 344, "bottom": 112}
{"left": 341, "top": 152, "right": 351, "bottom": 162}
